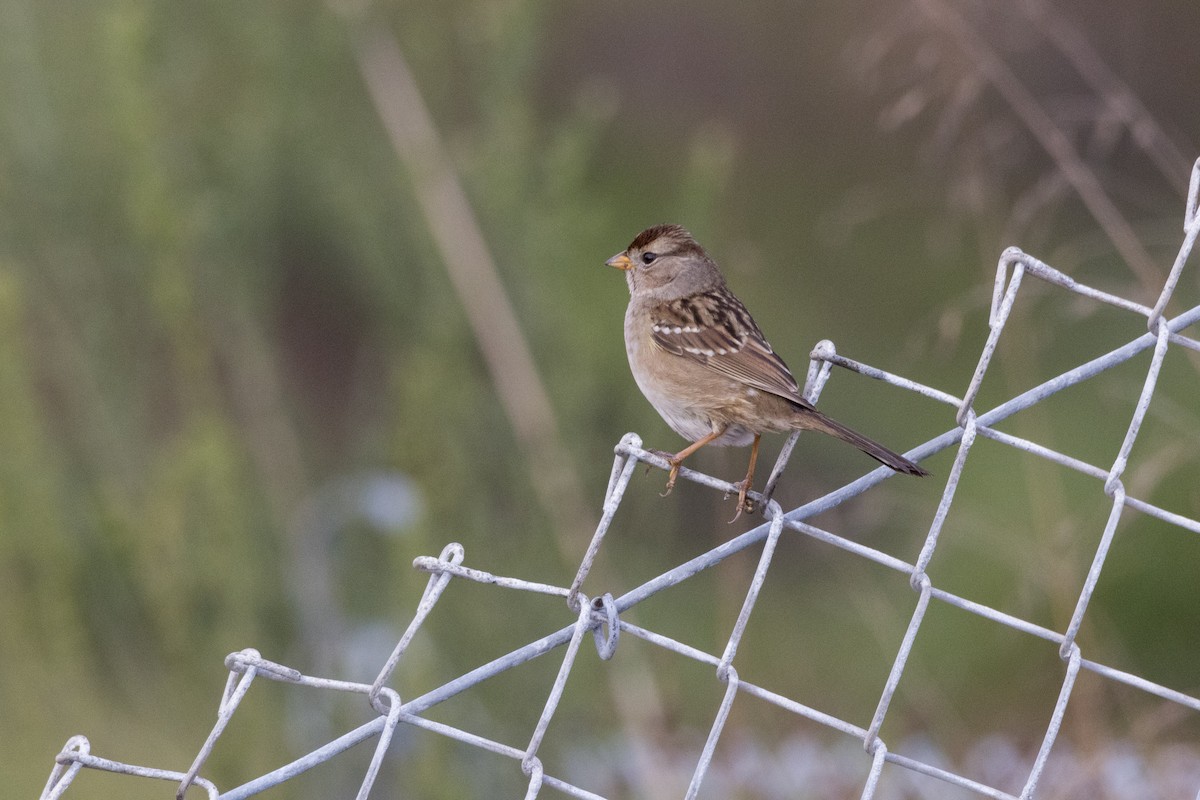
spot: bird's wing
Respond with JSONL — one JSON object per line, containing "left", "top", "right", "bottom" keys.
{"left": 649, "top": 289, "right": 814, "bottom": 410}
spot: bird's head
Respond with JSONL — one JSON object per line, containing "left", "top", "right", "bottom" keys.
{"left": 606, "top": 224, "right": 723, "bottom": 299}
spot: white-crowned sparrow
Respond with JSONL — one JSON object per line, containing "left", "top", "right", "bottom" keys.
{"left": 607, "top": 224, "right": 929, "bottom": 517}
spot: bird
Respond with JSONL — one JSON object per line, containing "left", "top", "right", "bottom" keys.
{"left": 606, "top": 223, "right": 929, "bottom": 519}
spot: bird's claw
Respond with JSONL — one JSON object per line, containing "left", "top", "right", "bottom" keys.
{"left": 661, "top": 461, "right": 680, "bottom": 497}
{"left": 728, "top": 480, "right": 756, "bottom": 523}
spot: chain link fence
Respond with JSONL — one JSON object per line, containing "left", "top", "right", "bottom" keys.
{"left": 40, "top": 159, "right": 1200, "bottom": 800}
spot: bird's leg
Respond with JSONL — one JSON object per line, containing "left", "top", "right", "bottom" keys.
{"left": 729, "top": 434, "right": 761, "bottom": 522}
{"left": 661, "top": 427, "right": 727, "bottom": 497}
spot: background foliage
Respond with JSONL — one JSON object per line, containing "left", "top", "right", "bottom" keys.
{"left": 2, "top": 0, "right": 1198, "bottom": 797}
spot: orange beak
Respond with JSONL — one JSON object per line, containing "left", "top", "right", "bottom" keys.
{"left": 605, "top": 253, "right": 633, "bottom": 270}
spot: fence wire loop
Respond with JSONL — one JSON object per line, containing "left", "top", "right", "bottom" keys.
{"left": 1148, "top": 156, "right": 1200, "bottom": 330}
{"left": 589, "top": 593, "right": 620, "bottom": 661}
{"left": 567, "top": 435, "right": 642, "bottom": 612}
{"left": 805, "top": 340, "right": 837, "bottom": 400}
{"left": 521, "top": 756, "right": 544, "bottom": 800}
{"left": 369, "top": 540, "right": 463, "bottom": 710}
{"left": 862, "top": 739, "right": 888, "bottom": 800}
{"left": 38, "top": 160, "right": 1200, "bottom": 800}
{"left": 224, "top": 649, "right": 302, "bottom": 683}
{"left": 41, "top": 737, "right": 88, "bottom": 800}
{"left": 357, "top": 687, "right": 403, "bottom": 800}
{"left": 686, "top": 665, "right": 739, "bottom": 800}
{"left": 42, "top": 734, "right": 221, "bottom": 800}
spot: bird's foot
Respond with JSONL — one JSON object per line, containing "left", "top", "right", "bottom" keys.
{"left": 661, "top": 461, "right": 681, "bottom": 497}
{"left": 642, "top": 449, "right": 682, "bottom": 495}
{"left": 728, "top": 480, "right": 756, "bottom": 523}
{"left": 644, "top": 448, "right": 673, "bottom": 477}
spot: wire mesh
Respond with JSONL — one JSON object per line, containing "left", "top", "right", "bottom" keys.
{"left": 40, "top": 158, "right": 1200, "bottom": 800}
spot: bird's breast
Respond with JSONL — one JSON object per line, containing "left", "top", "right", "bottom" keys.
{"left": 623, "top": 305, "right": 758, "bottom": 446}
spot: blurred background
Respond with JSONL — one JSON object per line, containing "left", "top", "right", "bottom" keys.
{"left": 3, "top": 0, "right": 1199, "bottom": 797}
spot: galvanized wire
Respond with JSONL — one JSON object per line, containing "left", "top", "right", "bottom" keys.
{"left": 40, "top": 158, "right": 1200, "bottom": 799}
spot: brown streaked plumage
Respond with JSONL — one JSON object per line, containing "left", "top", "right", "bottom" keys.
{"left": 606, "top": 224, "right": 928, "bottom": 519}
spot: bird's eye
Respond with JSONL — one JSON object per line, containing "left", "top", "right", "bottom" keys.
{"left": 641, "top": 252, "right": 658, "bottom": 264}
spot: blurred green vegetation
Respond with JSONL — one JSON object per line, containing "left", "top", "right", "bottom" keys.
{"left": 2, "top": 0, "right": 1198, "bottom": 797}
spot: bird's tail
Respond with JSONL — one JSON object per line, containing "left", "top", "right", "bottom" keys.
{"left": 805, "top": 410, "right": 930, "bottom": 477}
